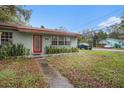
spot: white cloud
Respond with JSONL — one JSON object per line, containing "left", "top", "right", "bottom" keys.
{"left": 98, "top": 17, "right": 121, "bottom": 28}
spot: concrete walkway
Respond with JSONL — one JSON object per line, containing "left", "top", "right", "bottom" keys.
{"left": 35, "top": 58, "right": 74, "bottom": 88}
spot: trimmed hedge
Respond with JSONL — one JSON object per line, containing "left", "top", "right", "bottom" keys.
{"left": 45, "top": 46, "right": 79, "bottom": 54}
{"left": 0, "top": 43, "right": 30, "bottom": 60}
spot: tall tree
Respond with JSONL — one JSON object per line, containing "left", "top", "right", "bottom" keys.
{"left": 78, "top": 36, "right": 85, "bottom": 44}
{"left": 41, "top": 25, "right": 45, "bottom": 28}
{"left": 108, "top": 25, "right": 120, "bottom": 39}
{"left": 119, "top": 15, "right": 124, "bottom": 30}
{"left": 97, "top": 31, "right": 107, "bottom": 41}
{"left": 0, "top": 5, "right": 32, "bottom": 26}
{"left": 81, "top": 29, "right": 94, "bottom": 46}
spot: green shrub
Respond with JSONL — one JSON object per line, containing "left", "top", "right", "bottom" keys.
{"left": 0, "top": 51, "right": 8, "bottom": 60}
{"left": 114, "top": 43, "right": 121, "bottom": 48}
{"left": 0, "top": 43, "right": 30, "bottom": 60}
{"left": 45, "top": 46, "right": 79, "bottom": 54}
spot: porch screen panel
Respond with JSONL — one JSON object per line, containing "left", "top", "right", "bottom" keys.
{"left": 34, "top": 35, "right": 41, "bottom": 51}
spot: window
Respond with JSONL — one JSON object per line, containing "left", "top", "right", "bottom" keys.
{"left": 52, "top": 36, "right": 57, "bottom": 45}
{"left": 51, "top": 36, "right": 71, "bottom": 45}
{"left": 1, "top": 32, "right": 13, "bottom": 45}
{"left": 122, "top": 43, "right": 124, "bottom": 46}
{"left": 59, "top": 36, "right": 64, "bottom": 45}
{"left": 65, "top": 37, "right": 71, "bottom": 45}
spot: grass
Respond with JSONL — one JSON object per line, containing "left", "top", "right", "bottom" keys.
{"left": 113, "top": 48, "right": 124, "bottom": 50}
{"left": 0, "top": 58, "right": 48, "bottom": 88}
{"left": 48, "top": 50, "right": 124, "bottom": 88}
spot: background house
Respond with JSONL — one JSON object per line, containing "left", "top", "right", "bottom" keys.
{"left": 99, "top": 38, "right": 124, "bottom": 48}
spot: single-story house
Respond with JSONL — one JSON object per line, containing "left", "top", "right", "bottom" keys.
{"left": 0, "top": 23, "right": 79, "bottom": 55}
{"left": 99, "top": 38, "right": 124, "bottom": 48}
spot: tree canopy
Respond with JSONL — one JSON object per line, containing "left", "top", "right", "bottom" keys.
{"left": 0, "top": 5, "right": 32, "bottom": 26}
{"left": 41, "top": 25, "right": 45, "bottom": 28}
{"left": 97, "top": 31, "right": 107, "bottom": 41}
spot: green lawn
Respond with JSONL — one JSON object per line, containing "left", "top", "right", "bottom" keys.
{"left": 0, "top": 58, "right": 48, "bottom": 88}
{"left": 114, "top": 48, "right": 124, "bottom": 50}
{"left": 48, "top": 50, "right": 124, "bottom": 88}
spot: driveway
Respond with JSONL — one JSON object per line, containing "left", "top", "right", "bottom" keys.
{"left": 93, "top": 48, "right": 124, "bottom": 52}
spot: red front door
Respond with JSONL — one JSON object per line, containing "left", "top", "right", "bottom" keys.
{"left": 33, "top": 35, "right": 42, "bottom": 53}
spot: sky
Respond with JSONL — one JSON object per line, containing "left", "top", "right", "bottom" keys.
{"left": 26, "top": 5, "right": 124, "bottom": 32}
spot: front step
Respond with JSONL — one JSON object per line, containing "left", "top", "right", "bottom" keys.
{"left": 30, "top": 54, "right": 46, "bottom": 62}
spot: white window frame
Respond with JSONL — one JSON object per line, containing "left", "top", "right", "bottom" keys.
{"left": 51, "top": 36, "right": 71, "bottom": 46}
{"left": 52, "top": 36, "right": 58, "bottom": 45}
{"left": 1, "top": 32, "right": 13, "bottom": 45}
{"left": 58, "top": 36, "right": 64, "bottom": 45}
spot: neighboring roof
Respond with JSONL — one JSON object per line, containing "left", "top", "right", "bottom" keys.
{"left": 100, "top": 38, "right": 122, "bottom": 41}
{"left": 0, "top": 23, "right": 80, "bottom": 37}
{"left": 99, "top": 38, "right": 124, "bottom": 44}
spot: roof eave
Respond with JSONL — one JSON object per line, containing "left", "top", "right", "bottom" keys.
{"left": 0, "top": 23, "right": 80, "bottom": 37}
